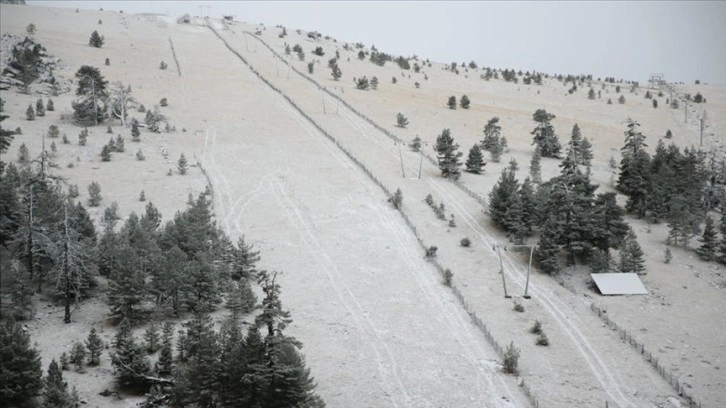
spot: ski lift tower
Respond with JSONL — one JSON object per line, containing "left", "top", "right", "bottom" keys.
{"left": 648, "top": 73, "right": 665, "bottom": 90}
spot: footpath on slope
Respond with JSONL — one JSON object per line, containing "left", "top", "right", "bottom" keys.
{"left": 168, "top": 22, "right": 531, "bottom": 408}
{"left": 209, "top": 24, "right": 686, "bottom": 408}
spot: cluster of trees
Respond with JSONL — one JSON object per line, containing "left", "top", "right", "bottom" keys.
{"left": 617, "top": 119, "right": 726, "bottom": 263}
{"left": 489, "top": 123, "right": 639, "bottom": 274}
{"left": 446, "top": 95, "right": 470, "bottom": 109}
{"left": 480, "top": 117, "right": 507, "bottom": 162}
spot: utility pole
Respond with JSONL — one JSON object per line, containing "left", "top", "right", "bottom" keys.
{"left": 499, "top": 244, "right": 538, "bottom": 299}
{"left": 321, "top": 90, "right": 326, "bottom": 114}
{"left": 494, "top": 244, "right": 511, "bottom": 298}
{"left": 700, "top": 111, "right": 707, "bottom": 146}
{"left": 397, "top": 142, "right": 405, "bottom": 178}
{"left": 684, "top": 99, "right": 688, "bottom": 123}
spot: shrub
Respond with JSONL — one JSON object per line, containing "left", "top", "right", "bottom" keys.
{"left": 536, "top": 332, "right": 550, "bottom": 346}
{"left": 15, "top": 127, "right": 21, "bottom": 135}
{"left": 62, "top": 134, "right": 69, "bottom": 144}
{"left": 105, "top": 57, "right": 110, "bottom": 66}
{"left": 410, "top": 136, "right": 422, "bottom": 151}
{"left": 89, "top": 30, "right": 104, "bottom": 48}
{"left": 68, "top": 184, "right": 79, "bottom": 198}
{"left": 530, "top": 320, "right": 542, "bottom": 334}
{"left": 671, "top": 99, "right": 679, "bottom": 109}
{"left": 460, "top": 237, "right": 471, "bottom": 247}
{"left": 443, "top": 269, "right": 453, "bottom": 286}
{"left": 693, "top": 92, "right": 704, "bottom": 103}
{"left": 652, "top": 99, "right": 658, "bottom": 108}
{"left": 607, "top": 98, "right": 612, "bottom": 104}
{"left": 370, "top": 76, "right": 378, "bottom": 90}
{"left": 513, "top": 302, "right": 525, "bottom": 312}
{"left": 139, "top": 190, "right": 146, "bottom": 201}
{"left": 312, "top": 46, "right": 324, "bottom": 56}
{"left": 26, "top": 23, "right": 36, "bottom": 34}
{"left": 396, "top": 113, "right": 409, "bottom": 128}
{"left": 424, "top": 194, "right": 434, "bottom": 206}
{"left": 618, "top": 95, "right": 626, "bottom": 104}
{"left": 47, "top": 125, "right": 60, "bottom": 138}
{"left": 307, "top": 61, "right": 314, "bottom": 74}
{"left": 355, "top": 76, "right": 369, "bottom": 90}
{"left": 425, "top": 245, "right": 438, "bottom": 258}
{"left": 502, "top": 342, "right": 520, "bottom": 374}
{"left": 664, "top": 248, "right": 672, "bottom": 264}
{"left": 389, "top": 188, "right": 403, "bottom": 209}
{"left": 159, "top": 61, "right": 168, "bottom": 70}
{"left": 136, "top": 149, "right": 145, "bottom": 161}
{"left": 160, "top": 97, "right": 168, "bottom": 107}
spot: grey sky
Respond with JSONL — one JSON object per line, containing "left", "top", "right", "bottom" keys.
{"left": 27, "top": 1, "right": 726, "bottom": 84}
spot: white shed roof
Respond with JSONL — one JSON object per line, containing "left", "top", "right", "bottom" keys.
{"left": 590, "top": 273, "right": 648, "bottom": 295}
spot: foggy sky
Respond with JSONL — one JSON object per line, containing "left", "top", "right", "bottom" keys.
{"left": 25, "top": 1, "right": 726, "bottom": 85}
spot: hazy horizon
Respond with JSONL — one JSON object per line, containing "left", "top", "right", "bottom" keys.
{"left": 23, "top": 1, "right": 726, "bottom": 85}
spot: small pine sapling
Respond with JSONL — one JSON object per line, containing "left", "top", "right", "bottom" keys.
{"left": 18, "top": 143, "right": 30, "bottom": 163}
{"left": 62, "top": 134, "right": 69, "bottom": 144}
{"left": 460, "top": 237, "right": 471, "bottom": 247}
{"left": 396, "top": 112, "right": 409, "bottom": 128}
{"left": 443, "top": 269, "right": 453, "bottom": 286}
{"left": 513, "top": 301, "right": 525, "bottom": 312}
{"left": 139, "top": 190, "right": 146, "bottom": 201}
{"left": 88, "top": 181, "right": 102, "bottom": 207}
{"left": 159, "top": 61, "right": 168, "bottom": 70}
{"left": 48, "top": 125, "right": 60, "bottom": 138}
{"left": 78, "top": 128, "right": 88, "bottom": 146}
{"left": 35, "top": 99, "right": 45, "bottom": 116}
{"left": 105, "top": 57, "right": 110, "bottom": 66}
{"left": 502, "top": 342, "right": 520, "bottom": 374}
{"left": 160, "top": 97, "right": 168, "bottom": 107}
{"left": 536, "top": 332, "right": 550, "bottom": 346}
{"left": 530, "top": 320, "right": 542, "bottom": 334}
{"left": 177, "top": 153, "right": 188, "bottom": 175}
{"left": 447, "top": 95, "right": 457, "bottom": 109}
{"left": 664, "top": 247, "right": 672, "bottom": 264}
{"left": 136, "top": 149, "right": 145, "bottom": 161}
{"left": 410, "top": 136, "right": 422, "bottom": 152}
{"left": 100, "top": 144, "right": 111, "bottom": 162}
{"left": 143, "top": 323, "right": 160, "bottom": 353}
{"left": 459, "top": 94, "right": 470, "bottom": 109}
{"left": 69, "top": 341, "right": 86, "bottom": 370}
{"left": 46, "top": 99, "right": 54, "bottom": 111}
{"left": 115, "top": 135, "right": 124, "bottom": 152}
{"left": 26, "top": 104, "right": 35, "bottom": 121}
{"left": 389, "top": 188, "right": 403, "bottom": 209}
{"left": 85, "top": 328, "right": 103, "bottom": 365}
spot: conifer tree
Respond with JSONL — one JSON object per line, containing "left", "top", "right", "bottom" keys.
{"left": 529, "top": 146, "right": 542, "bottom": 183}
{"left": 331, "top": 63, "right": 342, "bottom": 81}
{"left": 26, "top": 104, "right": 35, "bottom": 121}
{"left": 696, "top": 216, "right": 718, "bottom": 261}
{"left": 0, "top": 320, "right": 44, "bottom": 406}
{"left": 107, "top": 245, "right": 146, "bottom": 320}
{"left": 396, "top": 112, "right": 409, "bottom": 128}
{"left": 465, "top": 144, "right": 485, "bottom": 174}
{"left": 47, "top": 99, "right": 54, "bottom": 111}
{"left": 434, "top": 128, "right": 462, "bottom": 180}
{"left": 78, "top": 128, "right": 88, "bottom": 146}
{"left": 18, "top": 143, "right": 30, "bottom": 164}
{"left": 531, "top": 109, "right": 561, "bottom": 158}
{"left": 87, "top": 181, "right": 102, "bottom": 207}
{"left": 131, "top": 120, "right": 140, "bottom": 142}
{"left": 144, "top": 322, "right": 161, "bottom": 353}
{"left": 579, "top": 137, "right": 593, "bottom": 167}
{"left": 618, "top": 119, "right": 651, "bottom": 217}
{"left": 719, "top": 210, "right": 726, "bottom": 265}
{"left": 619, "top": 228, "right": 645, "bottom": 273}
{"left": 535, "top": 221, "right": 560, "bottom": 274}
{"left": 481, "top": 117, "right": 501, "bottom": 151}
{"left": 447, "top": 95, "right": 457, "bottom": 109}
{"left": 488, "top": 168, "right": 519, "bottom": 231}
{"left": 370, "top": 76, "right": 378, "bottom": 90}
{"left": 85, "top": 328, "right": 103, "bottom": 365}
{"left": 89, "top": 30, "right": 104, "bottom": 47}
{"left": 72, "top": 66, "right": 108, "bottom": 125}
{"left": 460, "top": 94, "right": 471, "bottom": 109}
{"left": 35, "top": 98, "right": 45, "bottom": 117}
{"left": 110, "top": 319, "right": 152, "bottom": 389}
{"left": 172, "top": 312, "right": 220, "bottom": 407}
{"left": 177, "top": 153, "right": 188, "bottom": 175}
{"left": 43, "top": 359, "right": 74, "bottom": 408}
{"left": 100, "top": 144, "right": 112, "bottom": 161}
{"left": 156, "top": 322, "right": 174, "bottom": 376}
{"left": 69, "top": 341, "right": 86, "bottom": 370}
{"left": 591, "top": 192, "right": 629, "bottom": 261}
{"left": 410, "top": 135, "right": 422, "bottom": 152}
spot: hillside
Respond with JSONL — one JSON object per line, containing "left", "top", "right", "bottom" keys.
{"left": 1, "top": 4, "right": 724, "bottom": 408}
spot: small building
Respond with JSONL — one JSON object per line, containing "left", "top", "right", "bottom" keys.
{"left": 590, "top": 273, "right": 648, "bottom": 296}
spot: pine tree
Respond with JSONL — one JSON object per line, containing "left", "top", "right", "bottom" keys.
{"left": 447, "top": 95, "right": 457, "bottom": 109}
{"left": 531, "top": 109, "right": 561, "bottom": 158}
{"left": 87, "top": 181, "right": 102, "bottom": 207}
{"left": 460, "top": 94, "right": 471, "bottom": 109}
{"left": 107, "top": 245, "right": 146, "bottom": 320}
{"left": 131, "top": 120, "right": 140, "bottom": 142}
{"left": 85, "top": 328, "right": 103, "bottom": 365}
{"left": 579, "top": 137, "right": 593, "bottom": 167}
{"left": 78, "top": 128, "right": 88, "bottom": 146}
{"left": 0, "top": 320, "right": 44, "bottom": 406}
{"left": 465, "top": 144, "right": 485, "bottom": 174}
{"left": 43, "top": 359, "right": 74, "bottom": 408}
{"left": 719, "top": 210, "right": 726, "bottom": 265}
{"left": 72, "top": 65, "right": 108, "bottom": 125}
{"left": 35, "top": 98, "right": 45, "bottom": 117}
{"left": 589, "top": 248, "right": 609, "bottom": 273}
{"left": 618, "top": 119, "right": 651, "bottom": 217}
{"left": 434, "top": 128, "right": 462, "bottom": 180}
{"left": 696, "top": 216, "right": 717, "bottom": 261}
{"left": 410, "top": 135, "right": 422, "bottom": 152}
{"left": 26, "top": 104, "right": 35, "bottom": 121}
{"left": 110, "top": 319, "right": 152, "bottom": 389}
{"left": 18, "top": 143, "right": 30, "bottom": 164}
{"left": 529, "top": 146, "right": 542, "bottom": 183}
{"left": 396, "top": 112, "right": 409, "bottom": 128}
{"left": 481, "top": 117, "right": 501, "bottom": 151}
{"left": 369, "top": 76, "right": 378, "bottom": 90}
{"left": 100, "top": 144, "right": 112, "bottom": 161}
{"left": 488, "top": 168, "right": 519, "bottom": 231}
{"left": 535, "top": 221, "right": 561, "bottom": 274}
{"left": 619, "top": 228, "right": 646, "bottom": 273}
{"left": 591, "top": 192, "right": 629, "bottom": 261}
{"left": 566, "top": 124, "right": 583, "bottom": 163}
{"left": 69, "top": 341, "right": 86, "bottom": 370}
{"left": 46, "top": 99, "right": 55, "bottom": 111}
{"left": 144, "top": 322, "right": 161, "bottom": 353}
{"left": 331, "top": 63, "right": 342, "bottom": 81}
{"left": 172, "top": 313, "right": 220, "bottom": 407}
{"left": 156, "top": 322, "right": 174, "bottom": 376}
{"left": 89, "top": 30, "right": 104, "bottom": 47}
{"left": 178, "top": 153, "right": 188, "bottom": 175}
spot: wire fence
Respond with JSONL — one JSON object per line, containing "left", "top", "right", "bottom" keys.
{"left": 208, "top": 24, "right": 543, "bottom": 407}
{"left": 168, "top": 37, "right": 182, "bottom": 77}
{"left": 590, "top": 303, "right": 703, "bottom": 408}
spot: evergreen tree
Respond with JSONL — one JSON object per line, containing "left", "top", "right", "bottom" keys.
{"left": 591, "top": 192, "right": 629, "bottom": 261}
{"left": 18, "top": 143, "right": 30, "bottom": 164}
{"left": 535, "top": 221, "right": 561, "bottom": 274}
{"left": 177, "top": 153, "right": 188, "bottom": 175}
{"left": 110, "top": 319, "right": 152, "bottom": 389}
{"left": 107, "top": 244, "right": 146, "bottom": 320}
{"left": 131, "top": 120, "right": 140, "bottom": 142}
{"left": 144, "top": 322, "right": 161, "bottom": 353}
{"left": 566, "top": 124, "right": 582, "bottom": 163}
{"left": 89, "top": 30, "right": 104, "bottom": 47}
{"left": 330, "top": 63, "right": 341, "bottom": 81}
{"left": 589, "top": 248, "right": 609, "bottom": 273}
{"left": 619, "top": 228, "right": 646, "bottom": 273}
{"left": 447, "top": 95, "right": 457, "bottom": 109}
{"left": 531, "top": 109, "right": 561, "bottom": 158}
{"left": 396, "top": 112, "right": 409, "bottom": 128}
{"left": 617, "top": 119, "right": 651, "bottom": 217}
{"left": 465, "top": 144, "right": 485, "bottom": 174}
{"left": 434, "top": 128, "right": 462, "bottom": 180}
{"left": 26, "top": 104, "right": 35, "bottom": 121}
{"left": 85, "top": 327, "right": 103, "bottom": 365}
{"left": 719, "top": 210, "right": 726, "bottom": 265}
{"left": 69, "top": 341, "right": 86, "bottom": 370}
{"left": 156, "top": 322, "right": 174, "bottom": 376}
{"left": 72, "top": 66, "right": 108, "bottom": 125}
{"left": 172, "top": 312, "right": 220, "bottom": 407}
{"left": 47, "top": 99, "right": 54, "bottom": 111}
{"left": 696, "top": 216, "right": 717, "bottom": 261}
{"left": 579, "top": 137, "right": 593, "bottom": 167}
{"left": 460, "top": 94, "right": 470, "bottom": 109}
{"left": 35, "top": 98, "right": 45, "bottom": 117}
{"left": 78, "top": 128, "right": 88, "bottom": 146}
{"left": 481, "top": 117, "right": 501, "bottom": 151}
{"left": 100, "top": 144, "right": 112, "bottom": 161}
{"left": 43, "top": 359, "right": 74, "bottom": 408}
{"left": 488, "top": 168, "right": 519, "bottom": 231}
{"left": 0, "top": 320, "right": 43, "bottom": 406}
{"left": 87, "top": 181, "right": 102, "bottom": 207}
{"left": 369, "top": 76, "right": 378, "bottom": 90}
{"left": 529, "top": 146, "right": 542, "bottom": 183}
